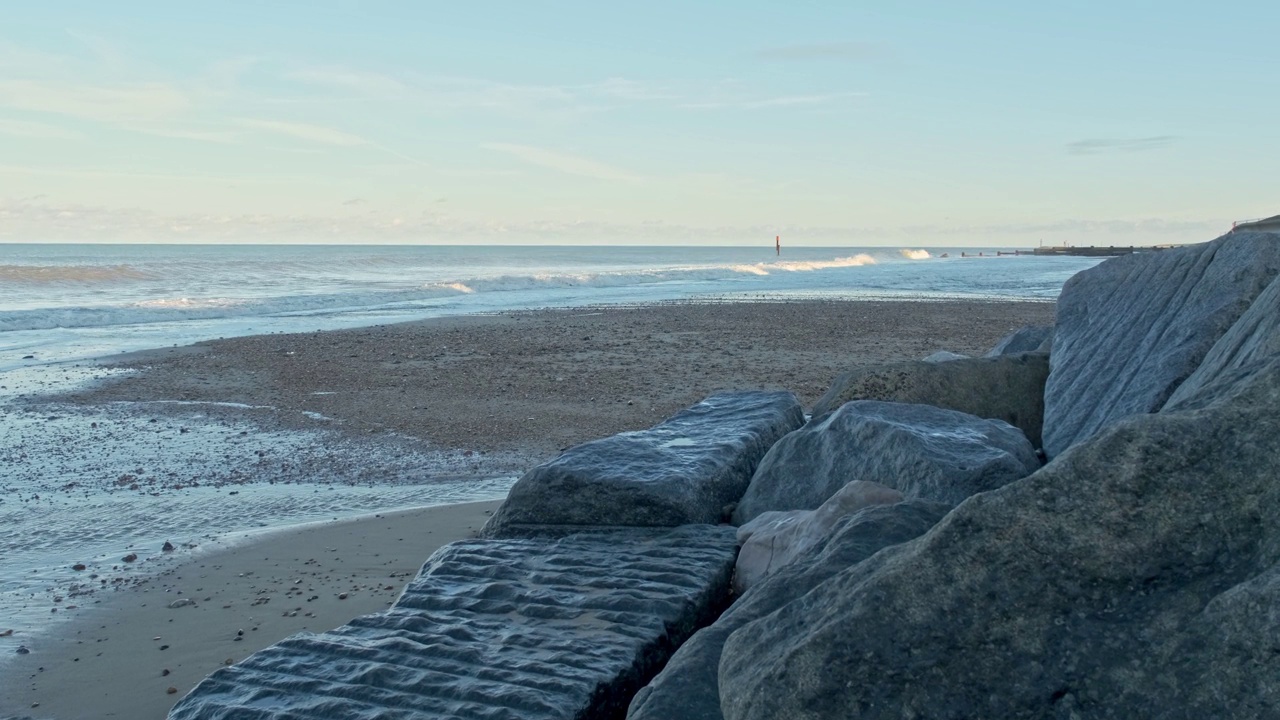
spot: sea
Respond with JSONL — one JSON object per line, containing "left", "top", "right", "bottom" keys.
{"left": 0, "top": 243, "right": 1103, "bottom": 645}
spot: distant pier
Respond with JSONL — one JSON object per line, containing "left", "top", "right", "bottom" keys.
{"left": 1031, "top": 245, "right": 1179, "bottom": 257}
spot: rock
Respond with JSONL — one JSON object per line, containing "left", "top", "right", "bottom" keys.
{"left": 984, "top": 324, "right": 1053, "bottom": 357}
{"left": 167, "top": 598, "right": 195, "bottom": 609}
{"left": 167, "top": 687, "right": 178, "bottom": 695}
{"left": 628, "top": 500, "right": 950, "bottom": 720}
{"left": 733, "top": 401, "right": 1039, "bottom": 524}
{"left": 733, "top": 481, "right": 903, "bottom": 594}
{"left": 921, "top": 350, "right": 969, "bottom": 363}
{"left": 718, "top": 359, "right": 1280, "bottom": 720}
{"left": 71, "top": 563, "right": 86, "bottom": 571}
{"left": 15, "top": 645, "right": 29, "bottom": 654}
{"left": 1165, "top": 270, "right": 1280, "bottom": 410}
{"left": 812, "top": 353, "right": 1049, "bottom": 447}
{"left": 162, "top": 541, "right": 175, "bottom": 552}
{"left": 482, "top": 392, "right": 803, "bottom": 537}
{"left": 1042, "top": 230, "right": 1280, "bottom": 458}
{"left": 171, "top": 525, "right": 738, "bottom": 720}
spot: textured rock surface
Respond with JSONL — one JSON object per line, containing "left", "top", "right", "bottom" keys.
{"left": 1042, "top": 230, "right": 1280, "bottom": 458}
{"left": 811, "top": 353, "right": 1049, "bottom": 447}
{"left": 170, "top": 525, "right": 738, "bottom": 720}
{"left": 1165, "top": 269, "right": 1280, "bottom": 409}
{"left": 628, "top": 500, "right": 950, "bottom": 720}
{"left": 719, "top": 361, "right": 1280, "bottom": 720}
{"left": 734, "top": 400, "right": 1038, "bottom": 524}
{"left": 482, "top": 391, "right": 803, "bottom": 537}
{"left": 985, "top": 324, "right": 1053, "bottom": 357}
{"left": 921, "top": 350, "right": 969, "bottom": 363}
{"left": 733, "top": 481, "right": 903, "bottom": 594}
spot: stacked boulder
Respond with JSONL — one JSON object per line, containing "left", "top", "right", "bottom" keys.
{"left": 170, "top": 392, "right": 803, "bottom": 720}
{"left": 627, "top": 228, "right": 1280, "bottom": 719}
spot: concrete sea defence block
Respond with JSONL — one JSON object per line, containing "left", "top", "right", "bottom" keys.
{"left": 170, "top": 524, "right": 739, "bottom": 720}
{"left": 482, "top": 391, "right": 803, "bottom": 538}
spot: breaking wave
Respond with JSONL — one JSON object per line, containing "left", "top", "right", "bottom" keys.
{"left": 900, "top": 249, "right": 931, "bottom": 260}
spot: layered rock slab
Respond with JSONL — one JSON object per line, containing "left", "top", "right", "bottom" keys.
{"left": 732, "top": 481, "right": 904, "bottom": 594}
{"left": 718, "top": 361, "right": 1280, "bottom": 720}
{"left": 985, "top": 324, "right": 1053, "bottom": 357}
{"left": 169, "top": 525, "right": 738, "bottom": 720}
{"left": 811, "top": 353, "right": 1049, "bottom": 447}
{"left": 1042, "top": 230, "right": 1280, "bottom": 458}
{"left": 628, "top": 500, "right": 951, "bottom": 720}
{"left": 482, "top": 391, "right": 803, "bottom": 538}
{"left": 734, "top": 400, "right": 1038, "bottom": 524}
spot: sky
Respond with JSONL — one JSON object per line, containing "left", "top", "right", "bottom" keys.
{"left": 0, "top": 1, "right": 1277, "bottom": 246}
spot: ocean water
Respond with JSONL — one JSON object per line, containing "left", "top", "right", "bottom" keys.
{"left": 0, "top": 243, "right": 1103, "bottom": 645}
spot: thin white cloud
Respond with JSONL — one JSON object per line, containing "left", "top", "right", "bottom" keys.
{"left": 481, "top": 142, "right": 642, "bottom": 182}
{"left": 0, "top": 118, "right": 84, "bottom": 140}
{"left": 683, "top": 91, "right": 865, "bottom": 110}
{"left": 756, "top": 42, "right": 882, "bottom": 62}
{"left": 286, "top": 67, "right": 408, "bottom": 95}
{"left": 234, "top": 118, "right": 368, "bottom": 146}
{"left": 0, "top": 79, "right": 190, "bottom": 122}
{"left": 1066, "top": 136, "right": 1178, "bottom": 155}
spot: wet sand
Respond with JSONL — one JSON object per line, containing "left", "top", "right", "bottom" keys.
{"left": 0, "top": 501, "right": 502, "bottom": 720}
{"left": 1, "top": 299, "right": 1055, "bottom": 719}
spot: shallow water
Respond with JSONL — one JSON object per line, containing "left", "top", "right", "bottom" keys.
{"left": 0, "top": 373, "right": 516, "bottom": 645}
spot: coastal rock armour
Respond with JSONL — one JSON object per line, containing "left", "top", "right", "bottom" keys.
{"left": 482, "top": 391, "right": 803, "bottom": 538}
{"left": 169, "top": 525, "right": 738, "bottom": 720}
{"left": 1165, "top": 269, "right": 1280, "bottom": 410}
{"left": 717, "top": 361, "right": 1280, "bottom": 720}
{"left": 984, "top": 324, "right": 1053, "bottom": 357}
{"left": 628, "top": 500, "right": 951, "bottom": 720}
{"left": 1042, "top": 230, "right": 1280, "bottom": 458}
{"left": 733, "top": 400, "right": 1039, "bottom": 524}
{"left": 811, "top": 353, "right": 1049, "bottom": 447}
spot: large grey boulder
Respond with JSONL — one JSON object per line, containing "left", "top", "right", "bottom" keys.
{"left": 482, "top": 391, "right": 803, "bottom": 538}
{"left": 985, "top": 324, "right": 1053, "bottom": 357}
{"left": 734, "top": 400, "right": 1038, "bottom": 524}
{"left": 718, "top": 359, "right": 1280, "bottom": 720}
{"left": 1042, "top": 230, "right": 1280, "bottom": 458}
{"left": 811, "top": 353, "right": 1049, "bottom": 447}
{"left": 171, "top": 525, "right": 738, "bottom": 720}
{"left": 627, "top": 500, "right": 951, "bottom": 720}
{"left": 1165, "top": 271, "right": 1280, "bottom": 409}
{"left": 732, "top": 481, "right": 903, "bottom": 594}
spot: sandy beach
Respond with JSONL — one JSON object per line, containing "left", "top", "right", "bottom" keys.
{"left": 1, "top": 298, "right": 1055, "bottom": 719}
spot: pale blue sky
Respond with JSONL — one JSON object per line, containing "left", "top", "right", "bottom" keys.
{"left": 1, "top": 1, "right": 1276, "bottom": 245}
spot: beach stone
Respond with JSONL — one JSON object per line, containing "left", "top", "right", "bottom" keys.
{"left": 811, "top": 353, "right": 1049, "bottom": 447}
{"left": 1042, "top": 230, "right": 1280, "bottom": 458}
{"left": 628, "top": 500, "right": 950, "bottom": 720}
{"left": 732, "top": 481, "right": 903, "bottom": 594}
{"left": 169, "top": 525, "right": 737, "bottom": 720}
{"left": 921, "top": 350, "right": 969, "bottom": 363}
{"left": 733, "top": 401, "right": 1038, "bottom": 524}
{"left": 717, "top": 359, "right": 1280, "bottom": 720}
{"left": 482, "top": 391, "right": 803, "bottom": 538}
{"left": 166, "top": 598, "right": 195, "bottom": 609}
{"left": 984, "top": 324, "right": 1053, "bottom": 357}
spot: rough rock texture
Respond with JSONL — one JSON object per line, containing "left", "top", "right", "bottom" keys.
{"left": 718, "top": 360, "right": 1280, "bottom": 720}
{"left": 985, "top": 324, "right": 1053, "bottom": 357}
{"left": 482, "top": 391, "right": 803, "bottom": 538}
{"left": 627, "top": 500, "right": 951, "bottom": 720}
{"left": 1042, "top": 230, "right": 1280, "bottom": 458}
{"left": 921, "top": 350, "right": 969, "bottom": 363}
{"left": 170, "top": 525, "right": 738, "bottom": 720}
{"left": 733, "top": 401, "right": 1038, "bottom": 524}
{"left": 811, "top": 353, "right": 1049, "bottom": 447}
{"left": 1165, "top": 270, "right": 1280, "bottom": 409}
{"left": 732, "top": 481, "right": 903, "bottom": 594}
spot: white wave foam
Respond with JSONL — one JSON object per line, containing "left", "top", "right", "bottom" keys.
{"left": 770, "top": 254, "right": 878, "bottom": 272}
{"left": 900, "top": 249, "right": 931, "bottom": 260}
